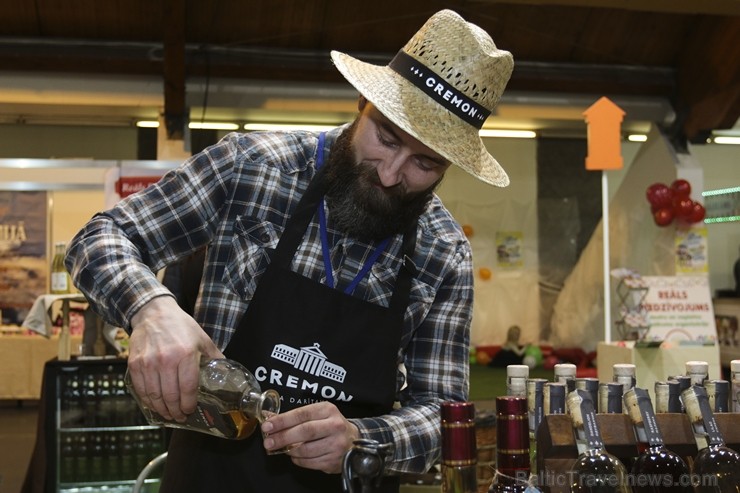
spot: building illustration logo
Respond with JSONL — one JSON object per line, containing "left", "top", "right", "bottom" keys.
{"left": 271, "top": 343, "right": 347, "bottom": 383}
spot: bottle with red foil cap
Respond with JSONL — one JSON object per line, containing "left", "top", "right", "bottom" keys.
{"left": 441, "top": 401, "right": 478, "bottom": 493}
{"left": 489, "top": 396, "right": 536, "bottom": 492}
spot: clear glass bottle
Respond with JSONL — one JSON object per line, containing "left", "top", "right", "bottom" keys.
{"left": 598, "top": 382, "right": 623, "bottom": 414}
{"left": 441, "top": 401, "right": 478, "bottom": 493}
{"left": 50, "top": 241, "right": 72, "bottom": 294}
{"left": 623, "top": 387, "right": 692, "bottom": 492}
{"left": 682, "top": 385, "right": 740, "bottom": 493}
{"left": 507, "top": 364, "right": 529, "bottom": 397}
{"left": 125, "top": 357, "right": 281, "bottom": 440}
{"left": 489, "top": 396, "right": 537, "bottom": 493}
{"left": 566, "top": 389, "right": 633, "bottom": 493}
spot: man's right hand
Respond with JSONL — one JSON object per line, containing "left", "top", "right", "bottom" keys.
{"left": 127, "top": 295, "right": 223, "bottom": 421}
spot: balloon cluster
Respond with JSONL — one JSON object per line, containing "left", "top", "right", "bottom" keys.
{"left": 645, "top": 179, "right": 705, "bottom": 227}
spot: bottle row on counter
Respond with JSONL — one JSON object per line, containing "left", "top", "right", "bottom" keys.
{"left": 440, "top": 360, "right": 740, "bottom": 493}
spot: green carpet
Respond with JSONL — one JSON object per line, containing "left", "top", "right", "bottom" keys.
{"left": 468, "top": 364, "right": 553, "bottom": 401}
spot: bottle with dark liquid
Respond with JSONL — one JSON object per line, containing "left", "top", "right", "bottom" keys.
{"left": 125, "top": 357, "right": 280, "bottom": 439}
{"left": 488, "top": 396, "right": 538, "bottom": 492}
{"left": 704, "top": 380, "right": 729, "bottom": 413}
{"left": 623, "top": 387, "right": 692, "bottom": 492}
{"left": 440, "top": 401, "right": 478, "bottom": 493}
{"left": 566, "top": 389, "right": 633, "bottom": 493}
{"left": 682, "top": 385, "right": 740, "bottom": 493}
{"left": 653, "top": 381, "right": 681, "bottom": 414}
{"left": 598, "top": 382, "right": 623, "bottom": 414}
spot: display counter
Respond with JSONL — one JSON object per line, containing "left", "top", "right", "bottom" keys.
{"left": 0, "top": 334, "right": 82, "bottom": 400}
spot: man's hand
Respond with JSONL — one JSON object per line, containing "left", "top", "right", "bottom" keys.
{"left": 127, "top": 295, "right": 222, "bottom": 422}
{"left": 261, "top": 401, "right": 360, "bottom": 474}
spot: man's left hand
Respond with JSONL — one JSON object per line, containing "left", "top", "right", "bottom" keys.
{"left": 261, "top": 401, "right": 360, "bottom": 474}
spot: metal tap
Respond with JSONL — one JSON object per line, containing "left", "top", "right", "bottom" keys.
{"left": 342, "top": 438, "right": 394, "bottom": 493}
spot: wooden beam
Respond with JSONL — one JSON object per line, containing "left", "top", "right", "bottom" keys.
{"left": 482, "top": 0, "right": 740, "bottom": 16}
{"left": 676, "top": 16, "right": 740, "bottom": 140}
{"left": 162, "top": 0, "right": 186, "bottom": 140}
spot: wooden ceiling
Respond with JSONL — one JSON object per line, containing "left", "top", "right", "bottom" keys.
{"left": 1, "top": 0, "right": 739, "bottom": 142}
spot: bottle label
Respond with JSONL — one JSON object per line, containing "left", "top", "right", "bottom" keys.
{"left": 635, "top": 388, "right": 664, "bottom": 447}
{"left": 179, "top": 402, "right": 240, "bottom": 438}
{"left": 695, "top": 387, "right": 724, "bottom": 447}
{"left": 578, "top": 391, "right": 605, "bottom": 449}
{"left": 51, "top": 272, "right": 69, "bottom": 293}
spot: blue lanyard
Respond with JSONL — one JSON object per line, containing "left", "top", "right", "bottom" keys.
{"left": 315, "top": 132, "right": 390, "bottom": 294}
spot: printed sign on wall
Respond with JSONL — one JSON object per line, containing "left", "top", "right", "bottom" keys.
{"left": 0, "top": 191, "right": 49, "bottom": 325}
{"left": 640, "top": 276, "right": 716, "bottom": 344}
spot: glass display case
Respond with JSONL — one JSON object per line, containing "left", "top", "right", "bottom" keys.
{"left": 42, "top": 357, "right": 168, "bottom": 493}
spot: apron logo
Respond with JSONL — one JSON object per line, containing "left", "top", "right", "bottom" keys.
{"left": 270, "top": 342, "right": 346, "bottom": 383}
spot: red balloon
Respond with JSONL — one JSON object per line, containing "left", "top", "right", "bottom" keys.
{"left": 646, "top": 183, "right": 673, "bottom": 209}
{"left": 653, "top": 207, "right": 674, "bottom": 227}
{"left": 671, "top": 179, "right": 692, "bottom": 198}
{"left": 687, "top": 202, "right": 706, "bottom": 224}
{"left": 672, "top": 197, "right": 694, "bottom": 218}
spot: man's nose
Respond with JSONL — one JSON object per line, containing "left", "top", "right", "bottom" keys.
{"left": 376, "top": 156, "right": 405, "bottom": 188}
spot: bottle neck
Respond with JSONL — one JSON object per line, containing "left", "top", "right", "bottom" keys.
{"left": 241, "top": 389, "right": 280, "bottom": 422}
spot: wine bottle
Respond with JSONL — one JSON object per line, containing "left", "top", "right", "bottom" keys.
{"left": 731, "top": 360, "right": 740, "bottom": 412}
{"left": 51, "top": 241, "right": 72, "bottom": 294}
{"left": 507, "top": 364, "right": 529, "bottom": 397}
{"left": 566, "top": 389, "right": 633, "bottom": 493}
{"left": 654, "top": 381, "right": 681, "bottom": 414}
{"left": 440, "top": 401, "right": 478, "bottom": 493}
{"left": 670, "top": 376, "right": 691, "bottom": 413}
{"left": 682, "top": 385, "right": 740, "bottom": 492}
{"left": 488, "top": 396, "right": 537, "bottom": 492}
{"left": 623, "top": 387, "right": 692, "bottom": 492}
{"left": 554, "top": 363, "right": 577, "bottom": 392}
{"left": 613, "top": 364, "right": 636, "bottom": 397}
{"left": 125, "top": 357, "right": 281, "bottom": 439}
{"left": 704, "top": 380, "right": 729, "bottom": 413}
{"left": 576, "top": 378, "right": 600, "bottom": 409}
{"left": 527, "top": 378, "right": 547, "bottom": 475}
{"left": 598, "top": 382, "right": 623, "bottom": 414}
{"left": 544, "top": 382, "right": 566, "bottom": 415}
{"left": 684, "top": 361, "right": 709, "bottom": 387}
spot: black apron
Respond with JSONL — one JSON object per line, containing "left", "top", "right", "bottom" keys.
{"left": 160, "top": 134, "right": 416, "bottom": 493}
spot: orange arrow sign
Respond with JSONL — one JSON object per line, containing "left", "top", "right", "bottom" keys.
{"left": 583, "top": 96, "right": 625, "bottom": 170}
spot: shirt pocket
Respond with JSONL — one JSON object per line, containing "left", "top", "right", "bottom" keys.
{"left": 223, "top": 217, "right": 280, "bottom": 301}
{"left": 368, "top": 263, "right": 435, "bottom": 326}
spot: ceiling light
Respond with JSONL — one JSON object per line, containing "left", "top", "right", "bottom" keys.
{"left": 189, "top": 122, "right": 240, "bottom": 130}
{"left": 244, "top": 123, "right": 338, "bottom": 132}
{"left": 713, "top": 136, "right": 740, "bottom": 145}
{"left": 627, "top": 134, "right": 648, "bottom": 142}
{"left": 478, "top": 129, "right": 536, "bottom": 138}
{"left": 135, "top": 121, "right": 240, "bottom": 130}
{"left": 136, "top": 120, "right": 159, "bottom": 128}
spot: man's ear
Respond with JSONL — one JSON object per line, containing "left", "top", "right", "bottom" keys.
{"left": 358, "top": 95, "right": 368, "bottom": 112}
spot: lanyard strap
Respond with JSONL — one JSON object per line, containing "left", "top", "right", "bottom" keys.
{"left": 315, "top": 132, "right": 390, "bottom": 295}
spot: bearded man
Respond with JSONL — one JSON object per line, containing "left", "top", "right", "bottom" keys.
{"left": 66, "top": 9, "right": 514, "bottom": 493}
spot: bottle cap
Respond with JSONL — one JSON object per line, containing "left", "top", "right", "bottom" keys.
{"left": 554, "top": 363, "right": 577, "bottom": 377}
{"left": 685, "top": 361, "right": 709, "bottom": 374}
{"left": 613, "top": 363, "right": 636, "bottom": 376}
{"left": 441, "top": 401, "right": 476, "bottom": 422}
{"left": 731, "top": 360, "right": 740, "bottom": 373}
{"left": 507, "top": 365, "right": 530, "bottom": 378}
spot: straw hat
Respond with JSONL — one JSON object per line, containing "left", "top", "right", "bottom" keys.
{"left": 331, "top": 9, "right": 514, "bottom": 187}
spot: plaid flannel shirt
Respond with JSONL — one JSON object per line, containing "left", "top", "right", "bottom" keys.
{"left": 66, "top": 126, "right": 473, "bottom": 473}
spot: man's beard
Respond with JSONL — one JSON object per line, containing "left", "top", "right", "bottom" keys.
{"left": 323, "top": 122, "right": 442, "bottom": 242}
